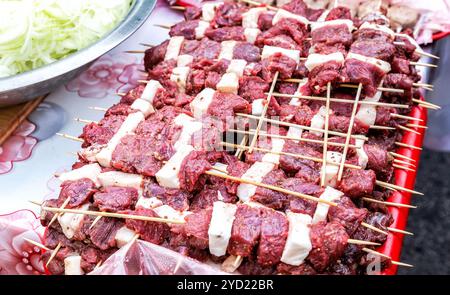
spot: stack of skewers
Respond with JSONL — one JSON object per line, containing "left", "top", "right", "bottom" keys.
{"left": 31, "top": 0, "right": 440, "bottom": 275}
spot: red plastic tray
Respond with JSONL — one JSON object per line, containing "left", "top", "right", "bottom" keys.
{"left": 379, "top": 103, "right": 427, "bottom": 275}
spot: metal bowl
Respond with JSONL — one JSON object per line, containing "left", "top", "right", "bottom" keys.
{"left": 0, "top": 0, "right": 156, "bottom": 106}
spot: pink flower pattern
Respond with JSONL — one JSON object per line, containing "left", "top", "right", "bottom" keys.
{"left": 0, "top": 120, "right": 37, "bottom": 175}
{"left": 66, "top": 53, "right": 137, "bottom": 98}
{"left": 117, "top": 62, "right": 146, "bottom": 94}
{"left": 0, "top": 210, "right": 46, "bottom": 275}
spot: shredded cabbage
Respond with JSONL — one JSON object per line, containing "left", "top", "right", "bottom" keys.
{"left": 0, "top": 0, "right": 132, "bottom": 78}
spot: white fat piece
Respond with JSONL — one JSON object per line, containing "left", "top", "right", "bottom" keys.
{"left": 305, "top": 52, "right": 345, "bottom": 71}
{"left": 310, "top": 19, "right": 354, "bottom": 32}
{"left": 287, "top": 126, "right": 303, "bottom": 142}
{"left": 190, "top": 88, "right": 216, "bottom": 119}
{"left": 355, "top": 88, "right": 382, "bottom": 127}
{"left": 170, "top": 66, "right": 190, "bottom": 93}
{"left": 115, "top": 226, "right": 137, "bottom": 248}
{"left": 135, "top": 196, "right": 163, "bottom": 209}
{"left": 262, "top": 45, "right": 300, "bottom": 64}
{"left": 79, "top": 144, "right": 105, "bottom": 163}
{"left": 208, "top": 201, "right": 237, "bottom": 256}
{"left": 272, "top": 9, "right": 309, "bottom": 26}
{"left": 310, "top": 106, "right": 329, "bottom": 137}
{"left": 58, "top": 163, "right": 102, "bottom": 187}
{"left": 202, "top": 2, "right": 222, "bottom": 21}
{"left": 261, "top": 138, "right": 285, "bottom": 165}
{"left": 346, "top": 52, "right": 391, "bottom": 73}
{"left": 217, "top": 72, "right": 239, "bottom": 94}
{"left": 141, "top": 80, "right": 163, "bottom": 104}
{"left": 219, "top": 40, "right": 236, "bottom": 60}
{"left": 64, "top": 256, "right": 84, "bottom": 275}
{"left": 98, "top": 171, "right": 143, "bottom": 191}
{"left": 281, "top": 212, "right": 312, "bottom": 266}
{"left": 173, "top": 113, "right": 203, "bottom": 150}
{"left": 244, "top": 28, "right": 260, "bottom": 44}
{"left": 96, "top": 112, "right": 145, "bottom": 167}
{"left": 58, "top": 203, "right": 90, "bottom": 239}
{"left": 320, "top": 151, "right": 343, "bottom": 187}
{"left": 164, "top": 36, "right": 184, "bottom": 60}
{"left": 355, "top": 139, "right": 368, "bottom": 169}
{"left": 212, "top": 162, "right": 228, "bottom": 175}
{"left": 177, "top": 54, "right": 194, "bottom": 67}
{"left": 312, "top": 186, "right": 344, "bottom": 224}
{"left": 227, "top": 59, "right": 247, "bottom": 77}
{"left": 359, "top": 22, "right": 395, "bottom": 39}
{"left": 237, "top": 161, "right": 275, "bottom": 202}
{"left": 131, "top": 99, "right": 154, "bottom": 117}
{"left": 155, "top": 145, "right": 194, "bottom": 189}
{"left": 242, "top": 7, "right": 267, "bottom": 28}
{"left": 195, "top": 20, "right": 210, "bottom": 39}
{"left": 251, "top": 99, "right": 265, "bottom": 116}
{"left": 154, "top": 205, "right": 191, "bottom": 222}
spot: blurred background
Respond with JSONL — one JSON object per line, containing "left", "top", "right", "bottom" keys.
{"left": 399, "top": 36, "right": 450, "bottom": 275}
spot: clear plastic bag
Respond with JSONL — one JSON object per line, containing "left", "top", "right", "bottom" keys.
{"left": 89, "top": 240, "right": 229, "bottom": 275}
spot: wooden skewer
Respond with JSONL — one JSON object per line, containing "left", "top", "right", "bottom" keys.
{"left": 236, "top": 113, "right": 368, "bottom": 141}
{"left": 139, "top": 43, "right": 153, "bottom": 48}
{"left": 406, "top": 123, "right": 427, "bottom": 129}
{"left": 362, "top": 248, "right": 413, "bottom": 268}
{"left": 415, "top": 50, "right": 439, "bottom": 60}
{"left": 393, "top": 159, "right": 416, "bottom": 167}
{"left": 390, "top": 113, "right": 423, "bottom": 122}
{"left": 46, "top": 242, "right": 62, "bottom": 267}
{"left": 55, "top": 133, "right": 83, "bottom": 142}
{"left": 398, "top": 125, "right": 421, "bottom": 135}
{"left": 362, "top": 197, "right": 417, "bottom": 209}
{"left": 392, "top": 261, "right": 414, "bottom": 268}
{"left": 409, "top": 61, "right": 438, "bottom": 68}
{"left": 48, "top": 196, "right": 71, "bottom": 227}
{"left": 339, "top": 83, "right": 405, "bottom": 94}
{"left": 117, "top": 92, "right": 126, "bottom": 97}
{"left": 320, "top": 82, "right": 332, "bottom": 187}
{"left": 412, "top": 98, "right": 441, "bottom": 110}
{"left": 361, "top": 223, "right": 413, "bottom": 236}
{"left": 387, "top": 227, "right": 414, "bottom": 236}
{"left": 170, "top": 5, "right": 186, "bottom": 11}
{"left": 35, "top": 203, "right": 185, "bottom": 224}
{"left": 23, "top": 238, "right": 50, "bottom": 251}
{"left": 89, "top": 106, "right": 108, "bottom": 112}
{"left": 413, "top": 82, "right": 433, "bottom": 88}
{"left": 389, "top": 152, "right": 416, "bottom": 162}
{"left": 248, "top": 72, "right": 279, "bottom": 153}
{"left": 375, "top": 180, "right": 423, "bottom": 195}
{"left": 268, "top": 92, "right": 409, "bottom": 109}
{"left": 229, "top": 129, "right": 359, "bottom": 149}
{"left": 205, "top": 170, "right": 337, "bottom": 206}
{"left": 361, "top": 222, "right": 389, "bottom": 235}
{"left": 393, "top": 164, "right": 416, "bottom": 172}
{"left": 347, "top": 239, "right": 380, "bottom": 246}
{"left": 235, "top": 135, "right": 248, "bottom": 159}
{"left": 125, "top": 50, "right": 145, "bottom": 54}
{"left": 338, "top": 83, "right": 362, "bottom": 181}
{"left": 154, "top": 24, "right": 172, "bottom": 29}
{"left": 74, "top": 118, "right": 96, "bottom": 124}
{"left": 220, "top": 142, "right": 361, "bottom": 169}
{"left": 370, "top": 125, "right": 396, "bottom": 131}
{"left": 395, "top": 142, "right": 422, "bottom": 151}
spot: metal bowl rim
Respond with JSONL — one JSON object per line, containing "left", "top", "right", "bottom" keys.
{"left": 0, "top": 0, "right": 155, "bottom": 92}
